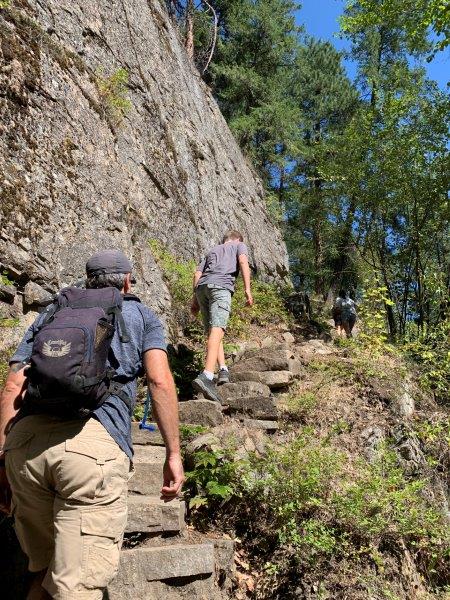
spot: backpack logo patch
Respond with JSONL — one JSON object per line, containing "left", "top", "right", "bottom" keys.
{"left": 42, "top": 340, "right": 71, "bottom": 358}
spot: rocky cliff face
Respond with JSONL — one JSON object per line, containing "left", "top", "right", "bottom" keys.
{"left": 0, "top": 0, "right": 288, "bottom": 324}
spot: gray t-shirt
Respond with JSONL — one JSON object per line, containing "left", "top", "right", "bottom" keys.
{"left": 10, "top": 299, "right": 167, "bottom": 459}
{"left": 196, "top": 241, "right": 248, "bottom": 292}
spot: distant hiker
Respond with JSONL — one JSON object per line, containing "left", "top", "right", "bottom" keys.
{"left": 333, "top": 289, "right": 357, "bottom": 338}
{"left": 191, "top": 231, "right": 253, "bottom": 402}
{"left": 0, "top": 250, "right": 184, "bottom": 599}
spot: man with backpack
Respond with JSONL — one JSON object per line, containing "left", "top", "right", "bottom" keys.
{"left": 191, "top": 230, "right": 253, "bottom": 403}
{"left": 0, "top": 250, "right": 184, "bottom": 599}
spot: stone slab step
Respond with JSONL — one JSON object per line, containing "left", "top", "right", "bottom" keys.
{"left": 230, "top": 370, "right": 293, "bottom": 389}
{"left": 218, "top": 381, "right": 271, "bottom": 402}
{"left": 128, "top": 446, "right": 166, "bottom": 496}
{"left": 131, "top": 422, "right": 164, "bottom": 446}
{"left": 179, "top": 399, "right": 223, "bottom": 426}
{"left": 126, "top": 496, "right": 185, "bottom": 534}
{"left": 242, "top": 418, "right": 279, "bottom": 431}
{"left": 108, "top": 544, "right": 215, "bottom": 599}
{"left": 225, "top": 396, "right": 278, "bottom": 419}
{"left": 232, "top": 347, "right": 292, "bottom": 372}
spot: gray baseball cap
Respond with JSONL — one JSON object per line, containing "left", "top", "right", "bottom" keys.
{"left": 86, "top": 249, "right": 133, "bottom": 276}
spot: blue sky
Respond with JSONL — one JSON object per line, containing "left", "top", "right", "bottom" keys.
{"left": 295, "top": 0, "right": 449, "bottom": 90}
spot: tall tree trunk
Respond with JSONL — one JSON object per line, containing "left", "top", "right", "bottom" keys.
{"left": 185, "top": 0, "right": 194, "bottom": 59}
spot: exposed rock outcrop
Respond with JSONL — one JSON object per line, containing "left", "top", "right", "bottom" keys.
{"left": 0, "top": 0, "right": 288, "bottom": 324}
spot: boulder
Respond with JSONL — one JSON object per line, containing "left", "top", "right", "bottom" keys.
{"left": 282, "top": 331, "right": 295, "bottom": 345}
{"left": 225, "top": 396, "right": 278, "bottom": 419}
{"left": 128, "top": 446, "right": 165, "bottom": 496}
{"left": 230, "top": 370, "right": 293, "bottom": 389}
{"left": 0, "top": 284, "right": 17, "bottom": 304}
{"left": 243, "top": 419, "right": 278, "bottom": 431}
{"left": 131, "top": 422, "right": 165, "bottom": 446}
{"left": 126, "top": 496, "right": 185, "bottom": 533}
{"left": 178, "top": 399, "right": 223, "bottom": 426}
{"left": 108, "top": 544, "right": 215, "bottom": 598}
{"left": 232, "top": 347, "right": 292, "bottom": 373}
{"left": 218, "top": 381, "right": 271, "bottom": 402}
{"left": 23, "top": 281, "right": 52, "bottom": 307}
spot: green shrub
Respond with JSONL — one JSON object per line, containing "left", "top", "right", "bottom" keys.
{"left": 95, "top": 67, "right": 132, "bottom": 124}
{"left": 402, "top": 317, "right": 450, "bottom": 403}
{"left": 179, "top": 423, "right": 208, "bottom": 443}
{"left": 186, "top": 428, "right": 450, "bottom": 590}
{"left": 284, "top": 390, "right": 317, "bottom": 419}
{"left": 185, "top": 448, "right": 245, "bottom": 513}
{"left": 0, "top": 318, "right": 20, "bottom": 328}
{"left": 0, "top": 271, "right": 13, "bottom": 286}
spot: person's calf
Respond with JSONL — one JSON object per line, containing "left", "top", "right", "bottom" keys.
{"left": 205, "top": 327, "right": 225, "bottom": 373}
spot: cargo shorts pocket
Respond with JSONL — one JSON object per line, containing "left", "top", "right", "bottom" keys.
{"left": 57, "top": 439, "right": 120, "bottom": 501}
{"left": 81, "top": 504, "right": 127, "bottom": 589}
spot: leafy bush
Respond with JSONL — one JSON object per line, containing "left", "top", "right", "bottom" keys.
{"left": 357, "top": 283, "right": 394, "bottom": 351}
{"left": 186, "top": 429, "right": 450, "bottom": 592}
{"left": 283, "top": 390, "right": 317, "bottom": 420}
{"left": 402, "top": 317, "right": 450, "bottom": 403}
{"left": 185, "top": 448, "right": 245, "bottom": 514}
{"left": 95, "top": 67, "right": 132, "bottom": 124}
{"left": 0, "top": 271, "right": 13, "bottom": 286}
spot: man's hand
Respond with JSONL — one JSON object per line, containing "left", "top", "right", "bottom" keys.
{"left": 245, "top": 290, "right": 254, "bottom": 307}
{"left": 0, "top": 465, "right": 11, "bottom": 514}
{"left": 191, "top": 296, "right": 200, "bottom": 316}
{"left": 161, "top": 454, "right": 184, "bottom": 500}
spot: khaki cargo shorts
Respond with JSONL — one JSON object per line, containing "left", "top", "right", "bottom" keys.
{"left": 5, "top": 415, "right": 131, "bottom": 599}
{"left": 196, "top": 284, "right": 232, "bottom": 331}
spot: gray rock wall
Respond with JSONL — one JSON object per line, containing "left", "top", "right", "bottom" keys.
{"left": 0, "top": 0, "right": 288, "bottom": 322}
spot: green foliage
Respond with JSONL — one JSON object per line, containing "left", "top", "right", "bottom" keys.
{"left": 186, "top": 429, "right": 450, "bottom": 588}
{"left": 185, "top": 448, "right": 243, "bottom": 511}
{"left": 0, "top": 271, "right": 13, "bottom": 286}
{"left": 0, "top": 0, "right": 11, "bottom": 8}
{"left": 179, "top": 423, "right": 208, "bottom": 442}
{"left": 403, "top": 317, "right": 450, "bottom": 403}
{"left": 95, "top": 67, "right": 132, "bottom": 124}
{"left": 341, "top": 0, "right": 450, "bottom": 56}
{"left": 132, "top": 402, "right": 144, "bottom": 422}
{"left": 357, "top": 283, "right": 394, "bottom": 350}
{"left": 284, "top": 390, "right": 317, "bottom": 419}
{"left": 0, "top": 318, "right": 20, "bottom": 328}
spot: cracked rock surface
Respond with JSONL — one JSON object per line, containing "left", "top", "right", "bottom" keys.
{"left": 0, "top": 0, "right": 288, "bottom": 323}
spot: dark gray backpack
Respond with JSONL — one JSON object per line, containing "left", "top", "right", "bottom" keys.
{"left": 25, "top": 287, "right": 134, "bottom": 417}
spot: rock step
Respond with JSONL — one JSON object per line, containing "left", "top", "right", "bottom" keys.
{"left": 128, "top": 446, "right": 166, "bottom": 496}
{"left": 131, "top": 422, "right": 165, "bottom": 446}
{"left": 230, "top": 369, "right": 293, "bottom": 389}
{"left": 218, "top": 381, "right": 271, "bottom": 402}
{"left": 108, "top": 543, "right": 215, "bottom": 599}
{"left": 225, "top": 396, "right": 278, "bottom": 419}
{"left": 179, "top": 399, "right": 223, "bottom": 427}
{"left": 126, "top": 496, "right": 185, "bottom": 534}
{"left": 242, "top": 418, "right": 278, "bottom": 431}
{"left": 232, "top": 346, "right": 292, "bottom": 372}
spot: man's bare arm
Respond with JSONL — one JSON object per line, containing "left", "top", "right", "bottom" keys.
{"left": 191, "top": 270, "right": 202, "bottom": 314}
{"left": 144, "top": 349, "right": 184, "bottom": 498}
{"left": 0, "top": 363, "right": 27, "bottom": 456}
{"left": 238, "top": 254, "right": 253, "bottom": 306}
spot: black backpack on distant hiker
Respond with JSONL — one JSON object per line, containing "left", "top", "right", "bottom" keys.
{"left": 25, "top": 286, "right": 137, "bottom": 417}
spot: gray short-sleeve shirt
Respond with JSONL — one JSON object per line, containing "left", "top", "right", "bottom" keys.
{"left": 10, "top": 299, "right": 167, "bottom": 459}
{"left": 196, "top": 241, "right": 248, "bottom": 292}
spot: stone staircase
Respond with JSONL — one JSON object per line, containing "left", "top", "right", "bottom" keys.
{"left": 108, "top": 422, "right": 232, "bottom": 600}
{"left": 109, "top": 339, "right": 304, "bottom": 599}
